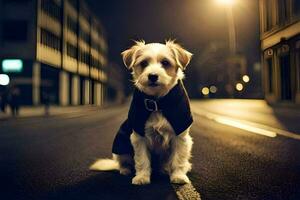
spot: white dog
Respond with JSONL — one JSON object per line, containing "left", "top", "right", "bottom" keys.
{"left": 90, "top": 40, "right": 193, "bottom": 185}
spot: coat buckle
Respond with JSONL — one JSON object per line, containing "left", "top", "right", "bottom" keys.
{"left": 144, "top": 99, "right": 158, "bottom": 112}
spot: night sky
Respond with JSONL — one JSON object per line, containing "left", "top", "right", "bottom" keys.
{"left": 86, "top": 0, "right": 261, "bottom": 97}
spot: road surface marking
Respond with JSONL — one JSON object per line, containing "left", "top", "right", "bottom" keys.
{"left": 212, "top": 115, "right": 277, "bottom": 138}
{"left": 172, "top": 183, "right": 201, "bottom": 200}
{"left": 193, "top": 110, "right": 300, "bottom": 140}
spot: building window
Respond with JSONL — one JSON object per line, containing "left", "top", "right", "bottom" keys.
{"left": 41, "top": 0, "right": 61, "bottom": 21}
{"left": 296, "top": 48, "right": 300, "bottom": 91}
{"left": 265, "top": 0, "right": 274, "bottom": 31}
{"left": 68, "top": 0, "right": 78, "bottom": 9}
{"left": 40, "top": 28, "right": 61, "bottom": 51}
{"left": 79, "top": 50, "right": 90, "bottom": 65}
{"left": 91, "top": 41, "right": 97, "bottom": 50}
{"left": 278, "top": 0, "right": 290, "bottom": 24}
{"left": 80, "top": 30, "right": 90, "bottom": 44}
{"left": 81, "top": 10, "right": 89, "bottom": 23}
{"left": 67, "top": 16, "right": 77, "bottom": 33}
{"left": 67, "top": 43, "right": 77, "bottom": 59}
{"left": 279, "top": 54, "right": 292, "bottom": 100}
{"left": 91, "top": 56, "right": 95, "bottom": 67}
{"left": 85, "top": 52, "right": 90, "bottom": 65}
{"left": 294, "top": 0, "right": 300, "bottom": 15}
{"left": 1, "top": 20, "right": 27, "bottom": 41}
{"left": 266, "top": 57, "right": 273, "bottom": 93}
{"left": 91, "top": 42, "right": 101, "bottom": 53}
{"left": 91, "top": 56, "right": 100, "bottom": 68}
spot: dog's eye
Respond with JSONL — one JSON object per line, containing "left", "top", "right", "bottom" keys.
{"left": 140, "top": 60, "right": 149, "bottom": 68}
{"left": 161, "top": 59, "right": 171, "bottom": 67}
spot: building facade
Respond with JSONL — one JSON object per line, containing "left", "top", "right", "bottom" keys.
{"left": 0, "top": 0, "right": 107, "bottom": 106}
{"left": 259, "top": 0, "right": 300, "bottom": 104}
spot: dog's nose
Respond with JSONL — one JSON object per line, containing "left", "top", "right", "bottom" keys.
{"left": 148, "top": 73, "right": 158, "bottom": 82}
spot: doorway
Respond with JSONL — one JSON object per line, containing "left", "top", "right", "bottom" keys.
{"left": 280, "top": 54, "right": 292, "bottom": 100}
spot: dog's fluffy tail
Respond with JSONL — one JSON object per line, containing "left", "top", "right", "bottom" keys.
{"left": 90, "top": 158, "right": 120, "bottom": 171}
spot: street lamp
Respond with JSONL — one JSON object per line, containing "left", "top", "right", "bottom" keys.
{"left": 209, "top": 85, "right": 218, "bottom": 94}
{"left": 235, "top": 83, "right": 243, "bottom": 91}
{"left": 216, "top": 0, "right": 236, "bottom": 55}
{"left": 201, "top": 87, "right": 210, "bottom": 96}
{"left": 0, "top": 74, "right": 10, "bottom": 86}
{"left": 242, "top": 75, "right": 250, "bottom": 83}
{"left": 216, "top": 0, "right": 238, "bottom": 98}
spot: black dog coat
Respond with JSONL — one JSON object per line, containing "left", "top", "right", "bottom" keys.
{"left": 112, "top": 80, "right": 193, "bottom": 155}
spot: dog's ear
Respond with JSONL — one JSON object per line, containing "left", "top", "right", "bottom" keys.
{"left": 121, "top": 40, "right": 145, "bottom": 69}
{"left": 166, "top": 40, "right": 193, "bottom": 70}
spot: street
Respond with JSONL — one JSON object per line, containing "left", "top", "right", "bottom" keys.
{"left": 1, "top": 100, "right": 300, "bottom": 200}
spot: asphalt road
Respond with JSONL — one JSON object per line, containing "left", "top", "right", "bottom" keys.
{"left": 0, "top": 100, "right": 300, "bottom": 200}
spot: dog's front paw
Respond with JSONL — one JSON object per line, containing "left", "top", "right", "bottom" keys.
{"left": 170, "top": 173, "right": 190, "bottom": 184}
{"left": 132, "top": 175, "right": 151, "bottom": 185}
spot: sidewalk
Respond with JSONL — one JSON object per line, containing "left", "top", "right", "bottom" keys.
{"left": 0, "top": 105, "right": 102, "bottom": 120}
{"left": 191, "top": 99, "right": 300, "bottom": 134}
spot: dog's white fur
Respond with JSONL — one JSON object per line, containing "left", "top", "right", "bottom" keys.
{"left": 90, "top": 40, "right": 193, "bottom": 185}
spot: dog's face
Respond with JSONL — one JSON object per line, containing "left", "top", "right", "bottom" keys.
{"left": 121, "top": 40, "right": 192, "bottom": 97}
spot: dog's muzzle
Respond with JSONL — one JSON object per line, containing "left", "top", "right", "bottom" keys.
{"left": 144, "top": 99, "right": 158, "bottom": 112}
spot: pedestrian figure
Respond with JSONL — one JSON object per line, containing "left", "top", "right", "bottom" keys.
{"left": 42, "top": 91, "right": 50, "bottom": 116}
{"left": 8, "top": 86, "right": 21, "bottom": 116}
{"left": 0, "top": 89, "right": 8, "bottom": 113}
{"left": 0, "top": 95, "right": 3, "bottom": 112}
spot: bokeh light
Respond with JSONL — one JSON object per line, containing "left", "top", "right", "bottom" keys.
{"left": 0, "top": 74, "right": 10, "bottom": 86}
{"left": 235, "top": 83, "right": 243, "bottom": 91}
{"left": 202, "top": 87, "right": 210, "bottom": 95}
{"left": 242, "top": 75, "right": 250, "bottom": 83}
{"left": 210, "top": 86, "right": 218, "bottom": 93}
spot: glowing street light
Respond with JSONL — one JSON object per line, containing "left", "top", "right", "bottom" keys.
{"left": 235, "top": 83, "right": 243, "bottom": 91}
{"left": 209, "top": 85, "right": 218, "bottom": 93}
{"left": 2, "top": 59, "right": 23, "bottom": 73}
{"left": 0, "top": 74, "right": 10, "bottom": 86}
{"left": 216, "top": 0, "right": 236, "bottom": 54}
{"left": 201, "top": 87, "right": 209, "bottom": 96}
{"left": 242, "top": 75, "right": 250, "bottom": 83}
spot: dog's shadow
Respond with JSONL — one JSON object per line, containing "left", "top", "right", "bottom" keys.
{"left": 42, "top": 171, "right": 178, "bottom": 200}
